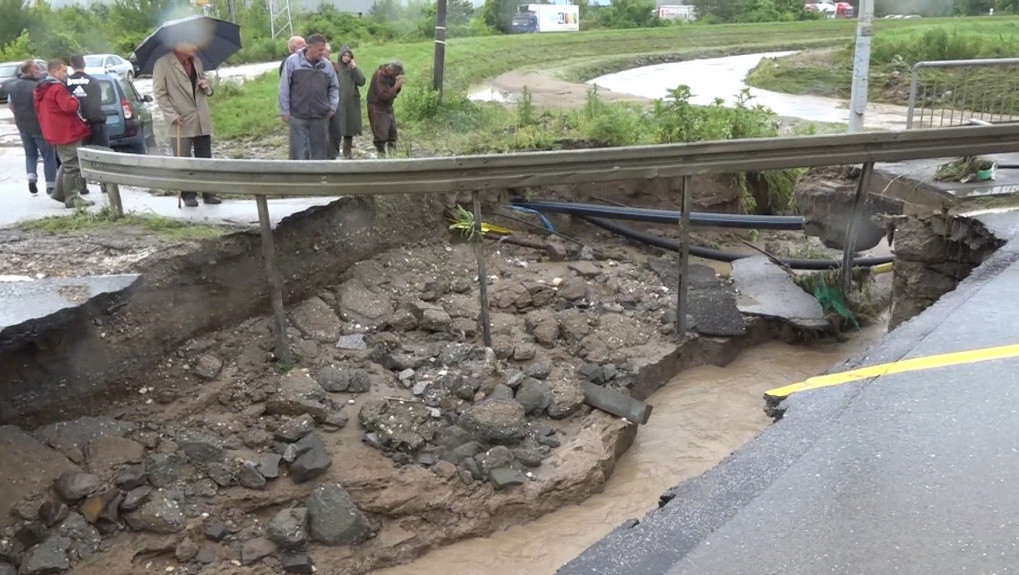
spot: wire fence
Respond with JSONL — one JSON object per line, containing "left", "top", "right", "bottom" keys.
{"left": 906, "top": 58, "right": 1019, "bottom": 129}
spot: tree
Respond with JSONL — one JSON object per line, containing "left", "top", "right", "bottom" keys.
{"left": 0, "top": 0, "right": 30, "bottom": 47}
{"left": 482, "top": 0, "right": 518, "bottom": 33}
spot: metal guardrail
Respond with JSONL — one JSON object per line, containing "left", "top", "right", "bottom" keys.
{"left": 906, "top": 58, "right": 1019, "bottom": 130}
{"left": 79, "top": 124, "right": 1019, "bottom": 363}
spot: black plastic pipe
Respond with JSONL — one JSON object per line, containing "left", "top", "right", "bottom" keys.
{"left": 584, "top": 217, "right": 894, "bottom": 270}
{"left": 512, "top": 200, "right": 804, "bottom": 230}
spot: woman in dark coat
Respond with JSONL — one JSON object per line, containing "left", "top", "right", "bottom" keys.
{"left": 331, "top": 45, "right": 365, "bottom": 159}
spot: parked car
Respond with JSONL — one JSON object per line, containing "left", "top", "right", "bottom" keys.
{"left": 0, "top": 58, "right": 47, "bottom": 102}
{"left": 93, "top": 72, "right": 155, "bottom": 154}
{"left": 83, "top": 54, "right": 134, "bottom": 81}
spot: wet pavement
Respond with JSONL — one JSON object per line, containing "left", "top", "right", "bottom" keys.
{"left": 560, "top": 209, "right": 1019, "bottom": 574}
{"left": 0, "top": 61, "right": 334, "bottom": 229}
{"left": 588, "top": 52, "right": 910, "bottom": 131}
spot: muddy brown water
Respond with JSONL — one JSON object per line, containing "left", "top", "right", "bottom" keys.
{"left": 374, "top": 321, "right": 886, "bottom": 575}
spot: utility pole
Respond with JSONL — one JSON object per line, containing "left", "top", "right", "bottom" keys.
{"left": 847, "top": 0, "right": 874, "bottom": 133}
{"left": 432, "top": 0, "right": 447, "bottom": 94}
{"left": 227, "top": 0, "right": 237, "bottom": 23}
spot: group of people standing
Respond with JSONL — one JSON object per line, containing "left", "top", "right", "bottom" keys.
{"left": 278, "top": 34, "right": 405, "bottom": 160}
{"left": 8, "top": 56, "right": 108, "bottom": 208}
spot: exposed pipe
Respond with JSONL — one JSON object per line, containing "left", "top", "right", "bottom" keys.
{"left": 583, "top": 217, "right": 893, "bottom": 270}
{"left": 511, "top": 200, "right": 804, "bottom": 230}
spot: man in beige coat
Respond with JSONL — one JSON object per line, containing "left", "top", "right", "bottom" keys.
{"left": 153, "top": 41, "right": 220, "bottom": 207}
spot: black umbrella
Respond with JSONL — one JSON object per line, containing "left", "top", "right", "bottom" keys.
{"left": 134, "top": 15, "right": 242, "bottom": 76}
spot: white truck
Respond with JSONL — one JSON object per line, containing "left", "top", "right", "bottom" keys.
{"left": 511, "top": 4, "right": 581, "bottom": 33}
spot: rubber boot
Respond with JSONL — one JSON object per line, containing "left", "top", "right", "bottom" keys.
{"left": 342, "top": 137, "right": 353, "bottom": 159}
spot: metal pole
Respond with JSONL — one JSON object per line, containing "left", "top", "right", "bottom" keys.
{"left": 106, "top": 183, "right": 124, "bottom": 218}
{"left": 472, "top": 191, "right": 492, "bottom": 348}
{"left": 676, "top": 176, "right": 692, "bottom": 336}
{"left": 255, "top": 195, "right": 293, "bottom": 366}
{"left": 906, "top": 63, "right": 921, "bottom": 129}
{"left": 840, "top": 162, "right": 874, "bottom": 295}
{"left": 847, "top": 0, "right": 874, "bottom": 133}
{"left": 432, "top": 0, "right": 447, "bottom": 94}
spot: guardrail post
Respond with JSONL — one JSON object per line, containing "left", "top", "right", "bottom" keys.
{"left": 255, "top": 195, "right": 293, "bottom": 366}
{"left": 906, "top": 64, "right": 922, "bottom": 129}
{"left": 840, "top": 162, "right": 875, "bottom": 296}
{"left": 676, "top": 176, "right": 692, "bottom": 336}
{"left": 106, "top": 183, "right": 124, "bottom": 218}
{"left": 472, "top": 190, "right": 493, "bottom": 349}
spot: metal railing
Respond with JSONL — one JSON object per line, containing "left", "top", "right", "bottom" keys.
{"left": 906, "top": 58, "right": 1019, "bottom": 129}
{"left": 79, "top": 124, "right": 1019, "bottom": 363}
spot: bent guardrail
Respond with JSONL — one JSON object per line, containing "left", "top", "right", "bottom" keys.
{"left": 79, "top": 124, "right": 1019, "bottom": 364}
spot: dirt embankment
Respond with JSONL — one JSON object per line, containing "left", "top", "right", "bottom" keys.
{"left": 0, "top": 170, "right": 839, "bottom": 575}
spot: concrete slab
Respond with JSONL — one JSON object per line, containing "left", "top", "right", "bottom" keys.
{"left": 647, "top": 258, "right": 746, "bottom": 337}
{"left": 874, "top": 153, "right": 1019, "bottom": 202}
{"left": 0, "top": 274, "right": 141, "bottom": 350}
{"left": 731, "top": 256, "right": 828, "bottom": 330}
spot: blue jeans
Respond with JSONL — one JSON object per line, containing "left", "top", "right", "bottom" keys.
{"left": 21, "top": 131, "right": 58, "bottom": 189}
{"left": 288, "top": 117, "right": 330, "bottom": 160}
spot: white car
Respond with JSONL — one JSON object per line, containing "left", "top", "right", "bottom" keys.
{"left": 83, "top": 54, "right": 134, "bottom": 81}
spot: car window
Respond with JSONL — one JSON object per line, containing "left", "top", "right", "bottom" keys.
{"left": 98, "top": 79, "right": 118, "bottom": 105}
{"left": 0, "top": 64, "right": 18, "bottom": 77}
{"left": 113, "top": 56, "right": 124, "bottom": 65}
{"left": 84, "top": 56, "right": 104, "bottom": 67}
{"left": 105, "top": 57, "right": 115, "bottom": 67}
{"left": 118, "top": 76, "right": 141, "bottom": 105}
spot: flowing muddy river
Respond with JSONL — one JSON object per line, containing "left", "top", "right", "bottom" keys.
{"left": 374, "top": 321, "right": 886, "bottom": 574}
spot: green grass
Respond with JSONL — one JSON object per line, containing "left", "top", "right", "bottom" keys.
{"left": 20, "top": 207, "right": 228, "bottom": 241}
{"left": 746, "top": 17, "right": 1019, "bottom": 107}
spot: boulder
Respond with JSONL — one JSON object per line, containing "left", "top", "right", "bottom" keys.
{"left": 124, "top": 494, "right": 186, "bottom": 534}
{"left": 267, "top": 507, "right": 308, "bottom": 549}
{"left": 290, "top": 297, "right": 343, "bottom": 343}
{"left": 290, "top": 433, "right": 332, "bottom": 483}
{"left": 19, "top": 535, "right": 70, "bottom": 575}
{"left": 274, "top": 414, "right": 316, "bottom": 442}
{"left": 306, "top": 484, "right": 369, "bottom": 546}
{"left": 267, "top": 372, "right": 330, "bottom": 421}
{"left": 54, "top": 471, "right": 100, "bottom": 502}
{"left": 459, "top": 399, "right": 527, "bottom": 445}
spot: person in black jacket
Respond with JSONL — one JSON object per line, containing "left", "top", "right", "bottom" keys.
{"left": 67, "top": 55, "right": 107, "bottom": 147}
{"left": 7, "top": 59, "right": 57, "bottom": 195}
{"left": 67, "top": 55, "right": 108, "bottom": 195}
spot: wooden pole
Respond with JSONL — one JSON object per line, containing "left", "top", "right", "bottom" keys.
{"left": 106, "top": 183, "right": 124, "bottom": 218}
{"left": 255, "top": 195, "right": 293, "bottom": 366}
{"left": 472, "top": 191, "right": 492, "bottom": 348}
{"left": 840, "top": 162, "right": 875, "bottom": 295}
{"left": 676, "top": 176, "right": 692, "bottom": 336}
{"left": 432, "top": 0, "right": 447, "bottom": 94}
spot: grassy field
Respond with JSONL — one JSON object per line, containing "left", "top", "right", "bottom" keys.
{"left": 746, "top": 17, "right": 1019, "bottom": 106}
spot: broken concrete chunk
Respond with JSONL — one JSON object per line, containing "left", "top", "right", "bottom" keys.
{"left": 86, "top": 435, "right": 145, "bottom": 477}
{"left": 240, "top": 537, "right": 277, "bottom": 565}
{"left": 515, "top": 379, "right": 552, "bottom": 415}
{"left": 176, "top": 430, "right": 224, "bottom": 465}
{"left": 547, "top": 378, "right": 585, "bottom": 419}
{"left": 123, "top": 494, "right": 186, "bottom": 534}
{"left": 280, "top": 551, "right": 315, "bottom": 573}
{"left": 204, "top": 520, "right": 229, "bottom": 542}
{"left": 267, "top": 372, "right": 330, "bottom": 421}
{"left": 238, "top": 463, "right": 267, "bottom": 490}
{"left": 306, "top": 484, "right": 369, "bottom": 546}
{"left": 489, "top": 468, "right": 527, "bottom": 490}
{"left": 290, "top": 433, "right": 332, "bottom": 483}
{"left": 267, "top": 507, "right": 308, "bottom": 549}
{"left": 194, "top": 354, "right": 223, "bottom": 380}
{"left": 258, "top": 453, "right": 283, "bottom": 480}
{"left": 119, "top": 486, "right": 151, "bottom": 512}
{"left": 459, "top": 399, "right": 527, "bottom": 445}
{"left": 275, "top": 414, "right": 316, "bottom": 442}
{"left": 19, "top": 535, "right": 71, "bottom": 575}
{"left": 291, "top": 297, "right": 343, "bottom": 343}
{"left": 335, "top": 334, "right": 367, "bottom": 350}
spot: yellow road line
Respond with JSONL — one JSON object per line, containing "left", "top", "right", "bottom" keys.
{"left": 765, "top": 343, "right": 1019, "bottom": 400}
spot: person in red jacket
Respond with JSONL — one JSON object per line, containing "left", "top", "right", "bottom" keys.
{"left": 33, "top": 59, "right": 93, "bottom": 208}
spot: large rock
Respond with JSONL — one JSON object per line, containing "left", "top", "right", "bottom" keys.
{"left": 275, "top": 414, "right": 316, "bottom": 442}
{"left": 290, "top": 297, "right": 342, "bottom": 343}
{"left": 0, "top": 426, "right": 79, "bottom": 531}
{"left": 176, "top": 430, "right": 224, "bottom": 465}
{"left": 124, "top": 494, "right": 187, "bottom": 534}
{"left": 34, "top": 417, "right": 133, "bottom": 453}
{"left": 515, "top": 379, "right": 552, "bottom": 415}
{"left": 54, "top": 471, "right": 101, "bottom": 502}
{"left": 19, "top": 535, "right": 70, "bottom": 575}
{"left": 306, "top": 484, "right": 369, "bottom": 546}
{"left": 459, "top": 399, "right": 527, "bottom": 445}
{"left": 290, "top": 432, "right": 332, "bottom": 483}
{"left": 86, "top": 435, "right": 145, "bottom": 477}
{"left": 267, "top": 371, "right": 330, "bottom": 421}
{"left": 267, "top": 507, "right": 308, "bottom": 549}
{"left": 316, "top": 367, "right": 371, "bottom": 394}
{"left": 547, "top": 377, "right": 585, "bottom": 419}
{"left": 337, "top": 283, "right": 393, "bottom": 327}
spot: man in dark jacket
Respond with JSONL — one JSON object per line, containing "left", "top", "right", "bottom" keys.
{"left": 366, "top": 59, "right": 403, "bottom": 156}
{"left": 67, "top": 55, "right": 108, "bottom": 147}
{"left": 7, "top": 60, "right": 57, "bottom": 195}
{"left": 279, "top": 34, "right": 339, "bottom": 160}
{"left": 67, "top": 54, "right": 107, "bottom": 196}
{"left": 34, "top": 59, "right": 94, "bottom": 209}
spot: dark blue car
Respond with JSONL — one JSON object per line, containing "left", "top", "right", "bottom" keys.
{"left": 93, "top": 72, "right": 155, "bottom": 154}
